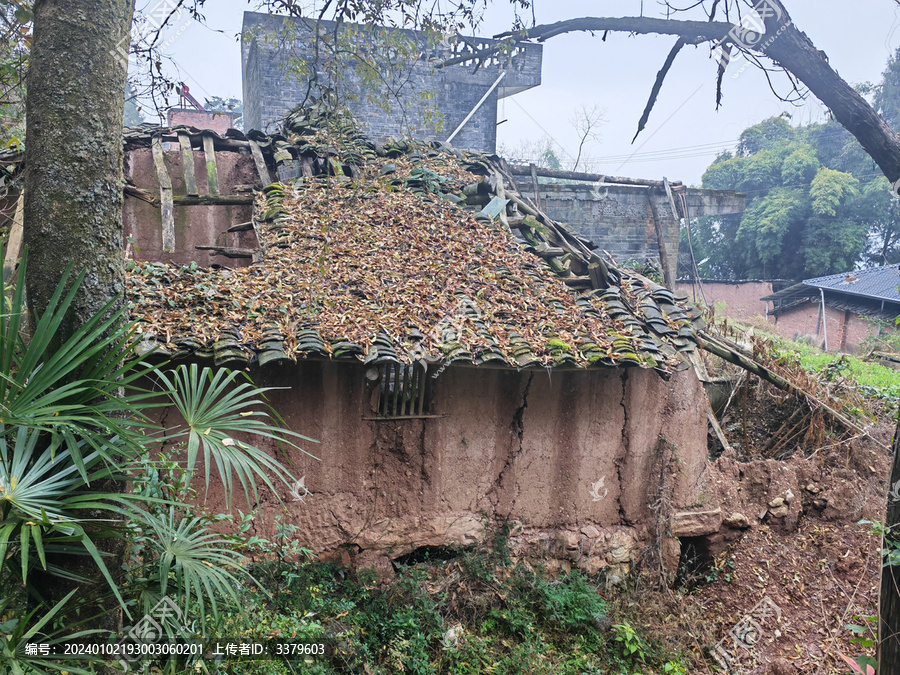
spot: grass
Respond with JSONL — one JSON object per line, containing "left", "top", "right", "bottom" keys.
{"left": 776, "top": 338, "right": 900, "bottom": 401}
{"left": 720, "top": 315, "right": 900, "bottom": 402}
{"left": 179, "top": 530, "right": 696, "bottom": 675}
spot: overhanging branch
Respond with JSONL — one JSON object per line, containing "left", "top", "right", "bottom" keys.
{"left": 440, "top": 7, "right": 900, "bottom": 183}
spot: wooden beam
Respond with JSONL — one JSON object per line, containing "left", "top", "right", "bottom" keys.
{"left": 202, "top": 132, "right": 219, "bottom": 196}
{"left": 529, "top": 162, "right": 542, "bottom": 212}
{"left": 173, "top": 195, "right": 254, "bottom": 206}
{"left": 249, "top": 139, "right": 272, "bottom": 186}
{"left": 151, "top": 135, "right": 175, "bottom": 253}
{"left": 508, "top": 163, "right": 684, "bottom": 188}
{"left": 195, "top": 245, "right": 257, "bottom": 259}
{"left": 124, "top": 186, "right": 253, "bottom": 207}
{"left": 663, "top": 176, "right": 681, "bottom": 220}
{"left": 646, "top": 191, "right": 674, "bottom": 290}
{"left": 178, "top": 132, "right": 198, "bottom": 196}
{"left": 3, "top": 192, "right": 23, "bottom": 281}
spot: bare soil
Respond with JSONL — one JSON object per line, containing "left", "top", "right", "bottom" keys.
{"left": 682, "top": 419, "right": 894, "bottom": 674}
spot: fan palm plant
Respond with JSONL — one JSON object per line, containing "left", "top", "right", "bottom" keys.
{"left": 0, "top": 256, "right": 318, "bottom": 673}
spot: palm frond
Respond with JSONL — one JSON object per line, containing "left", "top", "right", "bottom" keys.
{"left": 156, "top": 363, "right": 318, "bottom": 507}
{"left": 147, "top": 508, "right": 250, "bottom": 626}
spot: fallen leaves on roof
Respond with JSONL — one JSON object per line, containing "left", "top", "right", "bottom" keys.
{"left": 125, "top": 106, "right": 698, "bottom": 375}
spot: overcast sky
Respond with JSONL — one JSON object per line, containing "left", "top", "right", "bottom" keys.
{"left": 143, "top": 0, "right": 900, "bottom": 185}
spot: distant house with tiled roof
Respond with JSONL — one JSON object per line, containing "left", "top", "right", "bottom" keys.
{"left": 104, "top": 105, "right": 731, "bottom": 576}
{"left": 762, "top": 265, "right": 900, "bottom": 352}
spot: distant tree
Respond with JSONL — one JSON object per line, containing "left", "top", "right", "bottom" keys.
{"left": 570, "top": 103, "right": 605, "bottom": 173}
{"left": 686, "top": 115, "right": 867, "bottom": 280}
{"left": 497, "top": 136, "right": 562, "bottom": 170}
{"left": 204, "top": 95, "right": 243, "bottom": 130}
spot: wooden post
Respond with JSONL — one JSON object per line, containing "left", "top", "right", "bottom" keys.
{"left": 529, "top": 162, "right": 542, "bottom": 212}
{"left": 151, "top": 135, "right": 175, "bottom": 253}
{"left": 646, "top": 190, "right": 674, "bottom": 289}
{"left": 202, "top": 132, "right": 219, "bottom": 196}
{"left": 879, "top": 408, "right": 900, "bottom": 669}
{"left": 177, "top": 132, "right": 198, "bottom": 196}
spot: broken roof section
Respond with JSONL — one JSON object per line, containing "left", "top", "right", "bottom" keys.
{"left": 125, "top": 104, "right": 704, "bottom": 377}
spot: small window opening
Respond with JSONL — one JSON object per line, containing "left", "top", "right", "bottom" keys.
{"left": 371, "top": 362, "right": 432, "bottom": 418}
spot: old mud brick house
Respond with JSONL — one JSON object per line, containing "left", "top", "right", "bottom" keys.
{"left": 116, "top": 106, "right": 723, "bottom": 576}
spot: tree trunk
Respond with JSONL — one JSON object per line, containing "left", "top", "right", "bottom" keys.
{"left": 23, "top": 0, "right": 135, "bottom": 652}
{"left": 24, "top": 0, "right": 135, "bottom": 322}
{"left": 879, "top": 406, "right": 900, "bottom": 669}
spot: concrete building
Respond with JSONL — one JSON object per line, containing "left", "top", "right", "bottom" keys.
{"left": 241, "top": 12, "right": 542, "bottom": 152}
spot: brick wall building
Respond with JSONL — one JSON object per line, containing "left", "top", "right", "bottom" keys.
{"left": 167, "top": 108, "right": 241, "bottom": 135}
{"left": 241, "top": 12, "right": 542, "bottom": 152}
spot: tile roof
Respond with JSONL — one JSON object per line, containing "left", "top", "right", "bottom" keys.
{"left": 125, "top": 105, "right": 704, "bottom": 377}
{"left": 802, "top": 265, "right": 900, "bottom": 304}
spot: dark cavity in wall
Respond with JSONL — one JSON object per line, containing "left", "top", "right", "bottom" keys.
{"left": 674, "top": 535, "right": 715, "bottom": 591}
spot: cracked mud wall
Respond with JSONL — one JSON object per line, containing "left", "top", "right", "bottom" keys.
{"left": 188, "top": 360, "right": 707, "bottom": 566}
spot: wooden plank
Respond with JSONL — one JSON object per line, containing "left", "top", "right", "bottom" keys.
{"left": 508, "top": 163, "right": 684, "bottom": 188}
{"left": 202, "top": 133, "right": 219, "bottom": 196}
{"left": 3, "top": 192, "right": 23, "bottom": 281}
{"left": 151, "top": 135, "right": 175, "bottom": 253}
{"left": 248, "top": 139, "right": 272, "bottom": 186}
{"left": 173, "top": 195, "right": 254, "bottom": 206}
{"left": 178, "top": 132, "right": 198, "bottom": 196}
{"left": 227, "top": 221, "right": 254, "bottom": 233}
{"left": 663, "top": 176, "right": 680, "bottom": 220}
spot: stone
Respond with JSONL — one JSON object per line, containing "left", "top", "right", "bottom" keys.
{"left": 670, "top": 508, "right": 723, "bottom": 537}
{"left": 441, "top": 625, "right": 464, "bottom": 648}
{"left": 581, "top": 525, "right": 601, "bottom": 538}
{"left": 805, "top": 483, "right": 821, "bottom": 494}
{"left": 784, "top": 489, "right": 795, "bottom": 503}
{"left": 724, "top": 512, "right": 751, "bottom": 529}
{"left": 770, "top": 506, "right": 789, "bottom": 518}
{"left": 606, "top": 531, "right": 635, "bottom": 564}
{"left": 604, "top": 563, "right": 631, "bottom": 587}
{"left": 556, "top": 531, "right": 580, "bottom": 550}
{"left": 768, "top": 497, "right": 785, "bottom": 508}
{"left": 767, "top": 657, "right": 797, "bottom": 674}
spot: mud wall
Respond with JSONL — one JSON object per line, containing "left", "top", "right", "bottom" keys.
{"left": 123, "top": 148, "right": 258, "bottom": 268}
{"left": 189, "top": 360, "right": 707, "bottom": 574}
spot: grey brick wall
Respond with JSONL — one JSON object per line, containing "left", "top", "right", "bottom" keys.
{"left": 520, "top": 183, "right": 681, "bottom": 273}
{"left": 241, "top": 12, "right": 541, "bottom": 153}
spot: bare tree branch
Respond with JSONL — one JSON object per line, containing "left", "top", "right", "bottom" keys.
{"left": 634, "top": 37, "right": 687, "bottom": 143}
{"left": 450, "top": 6, "right": 900, "bottom": 183}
